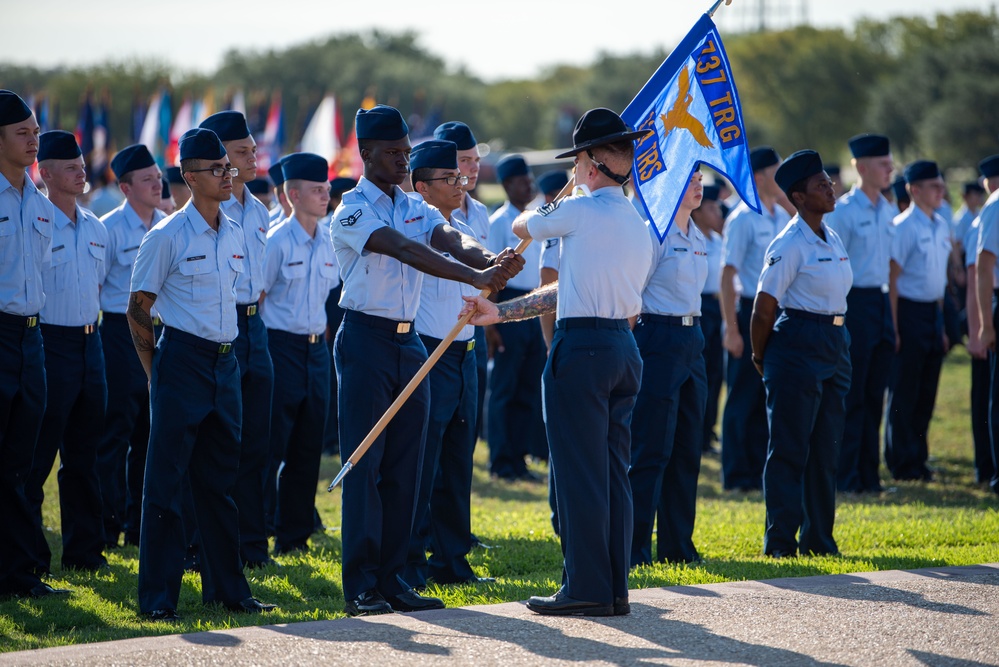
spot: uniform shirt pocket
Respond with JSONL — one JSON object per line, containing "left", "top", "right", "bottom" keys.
{"left": 45, "top": 244, "right": 73, "bottom": 292}
{"left": 178, "top": 257, "right": 214, "bottom": 301}
{"left": 280, "top": 260, "right": 308, "bottom": 282}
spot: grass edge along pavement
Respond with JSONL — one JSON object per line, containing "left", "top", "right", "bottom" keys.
{"left": 2, "top": 347, "right": 998, "bottom": 652}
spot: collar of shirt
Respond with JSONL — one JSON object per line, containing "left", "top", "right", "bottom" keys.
{"left": 795, "top": 216, "right": 833, "bottom": 245}
{"left": 183, "top": 201, "right": 225, "bottom": 237}
{"left": 221, "top": 192, "right": 244, "bottom": 218}
{"left": 0, "top": 170, "right": 40, "bottom": 199}
{"left": 53, "top": 205, "right": 77, "bottom": 230}
{"left": 122, "top": 200, "right": 152, "bottom": 231}
{"left": 285, "top": 215, "right": 317, "bottom": 246}
{"left": 357, "top": 176, "right": 405, "bottom": 214}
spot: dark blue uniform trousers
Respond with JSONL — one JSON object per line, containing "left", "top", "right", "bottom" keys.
{"left": 700, "top": 295, "right": 724, "bottom": 452}
{"left": 545, "top": 319, "right": 640, "bottom": 605}
{"left": 987, "top": 295, "right": 999, "bottom": 495}
{"left": 97, "top": 312, "right": 151, "bottom": 546}
{"left": 267, "top": 329, "right": 329, "bottom": 553}
{"left": 138, "top": 328, "right": 250, "bottom": 613}
{"left": 323, "top": 285, "right": 345, "bottom": 455}
{"left": 488, "top": 288, "right": 548, "bottom": 476}
{"left": 885, "top": 299, "right": 945, "bottom": 481}
{"left": 762, "top": 314, "right": 851, "bottom": 556}
{"left": 232, "top": 310, "right": 273, "bottom": 563}
{"left": 474, "top": 325, "right": 487, "bottom": 441}
{"left": 972, "top": 355, "right": 994, "bottom": 484}
{"left": 0, "top": 317, "right": 46, "bottom": 595}
{"left": 405, "top": 335, "right": 478, "bottom": 587}
{"left": 335, "top": 310, "right": 429, "bottom": 600}
{"left": 629, "top": 316, "right": 707, "bottom": 566}
{"left": 838, "top": 288, "right": 894, "bottom": 492}
{"left": 26, "top": 324, "right": 107, "bottom": 572}
{"left": 722, "top": 297, "right": 769, "bottom": 490}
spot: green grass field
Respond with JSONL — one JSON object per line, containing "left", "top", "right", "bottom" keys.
{"left": 2, "top": 347, "right": 997, "bottom": 653}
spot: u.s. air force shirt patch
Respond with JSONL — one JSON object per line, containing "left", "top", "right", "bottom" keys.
{"left": 339, "top": 209, "right": 363, "bottom": 227}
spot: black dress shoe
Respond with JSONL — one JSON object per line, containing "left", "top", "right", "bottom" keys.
{"left": 244, "top": 557, "right": 282, "bottom": 570}
{"left": 384, "top": 589, "right": 445, "bottom": 612}
{"left": 28, "top": 583, "right": 72, "bottom": 598}
{"left": 527, "top": 589, "right": 614, "bottom": 616}
{"left": 146, "top": 608, "right": 180, "bottom": 622}
{"left": 766, "top": 549, "right": 797, "bottom": 559}
{"left": 225, "top": 597, "right": 277, "bottom": 613}
{"left": 345, "top": 590, "right": 392, "bottom": 617}
{"left": 613, "top": 597, "right": 630, "bottom": 616}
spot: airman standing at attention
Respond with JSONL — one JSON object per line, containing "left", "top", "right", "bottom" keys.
{"left": 330, "top": 105, "right": 521, "bottom": 616}
{"left": 719, "top": 147, "right": 790, "bottom": 491}
{"left": 127, "top": 127, "right": 276, "bottom": 621}
{"left": 824, "top": 134, "right": 897, "bottom": 494}
{"left": 25, "top": 130, "right": 110, "bottom": 575}
{"left": 885, "top": 160, "right": 952, "bottom": 482}
{"left": 97, "top": 143, "right": 165, "bottom": 548}
{"left": 199, "top": 110, "right": 275, "bottom": 568}
{"left": 0, "top": 90, "right": 69, "bottom": 599}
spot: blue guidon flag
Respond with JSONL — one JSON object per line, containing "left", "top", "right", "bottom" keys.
{"left": 622, "top": 13, "right": 761, "bottom": 243}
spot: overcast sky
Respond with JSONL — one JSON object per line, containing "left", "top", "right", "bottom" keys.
{"left": 3, "top": 0, "right": 995, "bottom": 82}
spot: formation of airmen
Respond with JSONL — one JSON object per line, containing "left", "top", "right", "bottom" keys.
{"left": 1, "top": 85, "right": 998, "bottom": 619}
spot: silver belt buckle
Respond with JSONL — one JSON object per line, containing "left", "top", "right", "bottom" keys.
{"left": 880, "top": 284, "right": 889, "bottom": 294}
{"left": 307, "top": 334, "right": 320, "bottom": 344}
{"left": 396, "top": 322, "right": 411, "bottom": 334}
{"left": 218, "top": 342, "right": 232, "bottom": 354}
{"left": 832, "top": 315, "right": 845, "bottom": 326}
{"left": 681, "top": 315, "right": 694, "bottom": 326}
{"left": 83, "top": 324, "right": 96, "bottom": 334}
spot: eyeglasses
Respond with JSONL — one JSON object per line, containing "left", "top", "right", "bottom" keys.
{"left": 424, "top": 175, "right": 469, "bottom": 187}
{"left": 188, "top": 166, "right": 239, "bottom": 178}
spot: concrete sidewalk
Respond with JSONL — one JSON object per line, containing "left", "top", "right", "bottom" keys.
{"left": 4, "top": 563, "right": 997, "bottom": 666}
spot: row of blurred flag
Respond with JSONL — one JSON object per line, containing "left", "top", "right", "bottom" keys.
{"left": 24, "top": 89, "right": 390, "bottom": 183}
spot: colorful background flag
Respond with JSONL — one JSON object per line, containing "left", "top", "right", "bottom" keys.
{"left": 300, "top": 93, "right": 342, "bottom": 179}
{"left": 622, "top": 13, "right": 760, "bottom": 243}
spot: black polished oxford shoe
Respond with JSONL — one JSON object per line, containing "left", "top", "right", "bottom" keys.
{"left": 613, "top": 597, "right": 630, "bottom": 616}
{"left": 226, "top": 597, "right": 278, "bottom": 613}
{"left": 345, "top": 590, "right": 392, "bottom": 616}
{"left": 146, "top": 608, "right": 180, "bottom": 622}
{"left": 28, "top": 583, "right": 72, "bottom": 598}
{"left": 244, "top": 557, "right": 282, "bottom": 570}
{"left": 384, "top": 589, "right": 445, "bottom": 612}
{"left": 527, "top": 589, "right": 614, "bottom": 616}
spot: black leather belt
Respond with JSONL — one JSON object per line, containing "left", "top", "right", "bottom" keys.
{"left": 420, "top": 334, "right": 475, "bottom": 358}
{"left": 556, "top": 317, "right": 629, "bottom": 331}
{"left": 268, "top": 328, "right": 323, "bottom": 345}
{"left": 640, "top": 313, "right": 700, "bottom": 327}
{"left": 163, "top": 327, "right": 233, "bottom": 354}
{"left": 0, "top": 311, "right": 39, "bottom": 328}
{"left": 344, "top": 309, "right": 413, "bottom": 334}
{"left": 237, "top": 303, "right": 258, "bottom": 317}
{"left": 784, "top": 308, "right": 845, "bottom": 326}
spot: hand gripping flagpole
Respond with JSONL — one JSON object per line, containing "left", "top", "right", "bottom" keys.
{"left": 327, "top": 180, "right": 575, "bottom": 492}
{"left": 707, "top": 0, "right": 734, "bottom": 17}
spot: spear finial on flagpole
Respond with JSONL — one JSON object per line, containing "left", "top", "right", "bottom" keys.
{"left": 708, "top": 0, "right": 734, "bottom": 17}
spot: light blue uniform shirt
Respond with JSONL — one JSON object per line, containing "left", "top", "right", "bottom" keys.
{"left": 415, "top": 212, "right": 476, "bottom": 342}
{"left": 963, "top": 216, "right": 998, "bottom": 290}
{"left": 975, "top": 189, "right": 999, "bottom": 286}
{"left": 0, "top": 172, "right": 53, "bottom": 316}
{"left": 642, "top": 218, "right": 708, "bottom": 316}
{"left": 722, "top": 200, "right": 791, "bottom": 298}
{"left": 953, "top": 205, "right": 977, "bottom": 247}
{"left": 758, "top": 216, "right": 853, "bottom": 315}
{"left": 701, "top": 228, "right": 723, "bottom": 295}
{"left": 100, "top": 201, "right": 165, "bottom": 314}
{"left": 221, "top": 188, "right": 271, "bottom": 304}
{"left": 892, "top": 205, "right": 952, "bottom": 302}
{"left": 261, "top": 216, "right": 338, "bottom": 335}
{"left": 267, "top": 205, "right": 285, "bottom": 229}
{"left": 330, "top": 177, "right": 444, "bottom": 322}
{"left": 489, "top": 201, "right": 540, "bottom": 291}
{"left": 935, "top": 202, "right": 953, "bottom": 227}
{"left": 824, "top": 186, "right": 897, "bottom": 289}
{"left": 525, "top": 187, "right": 652, "bottom": 320}
{"left": 452, "top": 192, "right": 490, "bottom": 246}
{"left": 130, "top": 202, "right": 244, "bottom": 343}
{"left": 41, "top": 204, "right": 108, "bottom": 326}
{"left": 539, "top": 237, "right": 560, "bottom": 273}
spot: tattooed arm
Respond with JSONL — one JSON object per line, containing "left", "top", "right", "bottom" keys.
{"left": 126, "top": 290, "right": 158, "bottom": 381}
{"left": 460, "top": 282, "right": 558, "bottom": 326}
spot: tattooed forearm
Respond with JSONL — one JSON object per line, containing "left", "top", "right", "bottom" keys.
{"left": 496, "top": 282, "right": 558, "bottom": 322}
{"left": 127, "top": 291, "right": 156, "bottom": 352}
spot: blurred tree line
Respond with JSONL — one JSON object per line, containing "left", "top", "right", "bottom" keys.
{"left": 2, "top": 9, "right": 997, "bottom": 171}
